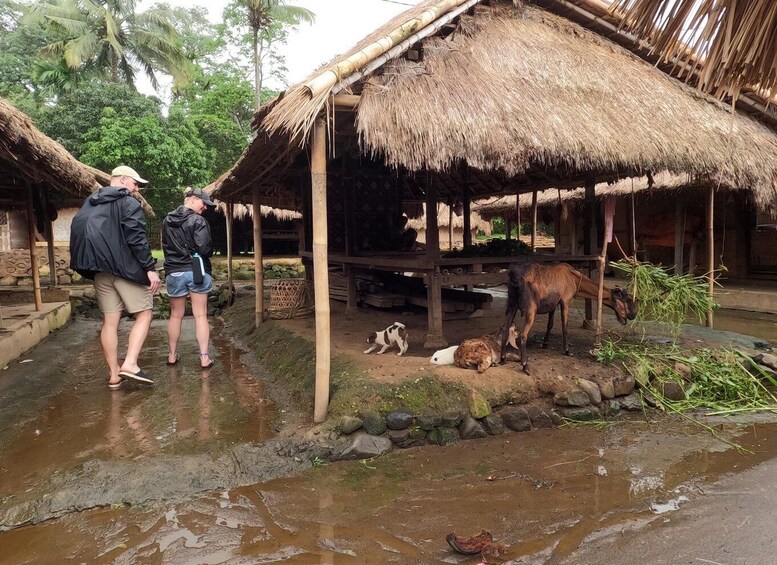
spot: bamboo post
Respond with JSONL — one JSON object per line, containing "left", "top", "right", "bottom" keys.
{"left": 530, "top": 188, "right": 538, "bottom": 251}
{"left": 423, "top": 181, "right": 446, "bottom": 348}
{"left": 596, "top": 198, "right": 616, "bottom": 346}
{"left": 448, "top": 198, "right": 453, "bottom": 250}
{"left": 583, "top": 179, "right": 596, "bottom": 325}
{"left": 40, "top": 186, "right": 57, "bottom": 288}
{"left": 674, "top": 200, "right": 686, "bottom": 275}
{"left": 25, "top": 182, "right": 42, "bottom": 311}
{"left": 706, "top": 186, "right": 714, "bottom": 328}
{"left": 505, "top": 217, "right": 512, "bottom": 242}
{"left": 629, "top": 181, "right": 637, "bottom": 256}
{"left": 226, "top": 201, "right": 234, "bottom": 301}
{"left": 45, "top": 214, "right": 56, "bottom": 287}
{"left": 516, "top": 191, "right": 521, "bottom": 243}
{"left": 311, "top": 117, "right": 331, "bottom": 423}
{"left": 462, "top": 176, "right": 472, "bottom": 249}
{"left": 252, "top": 188, "right": 264, "bottom": 327}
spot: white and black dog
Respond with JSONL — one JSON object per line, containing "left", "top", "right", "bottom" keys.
{"left": 364, "top": 322, "right": 409, "bottom": 356}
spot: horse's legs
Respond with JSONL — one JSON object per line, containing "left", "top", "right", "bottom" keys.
{"left": 542, "top": 309, "right": 555, "bottom": 348}
{"left": 520, "top": 303, "right": 537, "bottom": 374}
{"left": 560, "top": 300, "right": 573, "bottom": 356}
{"left": 499, "top": 288, "right": 521, "bottom": 362}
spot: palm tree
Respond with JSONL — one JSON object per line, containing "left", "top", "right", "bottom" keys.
{"left": 245, "top": 0, "right": 314, "bottom": 109}
{"left": 26, "top": 0, "right": 192, "bottom": 91}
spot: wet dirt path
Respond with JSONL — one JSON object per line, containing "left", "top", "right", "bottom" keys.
{"left": 4, "top": 416, "right": 777, "bottom": 564}
{"left": 3, "top": 309, "right": 777, "bottom": 563}
{"left": 0, "top": 316, "right": 291, "bottom": 530}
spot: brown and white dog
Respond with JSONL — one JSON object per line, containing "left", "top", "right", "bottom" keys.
{"left": 364, "top": 322, "right": 409, "bottom": 356}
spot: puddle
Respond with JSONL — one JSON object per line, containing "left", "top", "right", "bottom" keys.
{"left": 5, "top": 418, "right": 777, "bottom": 563}
{"left": 0, "top": 318, "right": 279, "bottom": 500}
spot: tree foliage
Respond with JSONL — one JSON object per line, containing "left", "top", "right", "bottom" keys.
{"left": 36, "top": 81, "right": 161, "bottom": 156}
{"left": 25, "top": 0, "right": 193, "bottom": 91}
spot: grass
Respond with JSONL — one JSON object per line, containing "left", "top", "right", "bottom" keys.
{"left": 611, "top": 259, "right": 718, "bottom": 339}
{"left": 597, "top": 339, "right": 777, "bottom": 416}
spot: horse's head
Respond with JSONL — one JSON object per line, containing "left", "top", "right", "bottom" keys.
{"left": 611, "top": 287, "right": 637, "bottom": 324}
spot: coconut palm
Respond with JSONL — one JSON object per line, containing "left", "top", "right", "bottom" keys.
{"left": 245, "top": 0, "right": 315, "bottom": 109}
{"left": 26, "top": 0, "right": 192, "bottom": 91}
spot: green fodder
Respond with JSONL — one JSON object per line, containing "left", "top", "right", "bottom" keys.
{"left": 611, "top": 260, "right": 718, "bottom": 339}
{"left": 597, "top": 340, "right": 777, "bottom": 415}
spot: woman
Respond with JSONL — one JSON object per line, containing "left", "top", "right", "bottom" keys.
{"left": 162, "top": 187, "right": 216, "bottom": 368}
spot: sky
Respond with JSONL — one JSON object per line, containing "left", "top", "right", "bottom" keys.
{"left": 135, "top": 0, "right": 420, "bottom": 97}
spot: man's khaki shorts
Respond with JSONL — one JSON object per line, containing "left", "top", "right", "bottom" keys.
{"left": 94, "top": 272, "right": 153, "bottom": 314}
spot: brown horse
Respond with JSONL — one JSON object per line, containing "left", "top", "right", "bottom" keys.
{"left": 499, "top": 261, "right": 636, "bottom": 374}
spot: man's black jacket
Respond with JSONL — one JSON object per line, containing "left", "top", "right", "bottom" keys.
{"left": 161, "top": 205, "right": 212, "bottom": 275}
{"left": 69, "top": 187, "right": 156, "bottom": 285}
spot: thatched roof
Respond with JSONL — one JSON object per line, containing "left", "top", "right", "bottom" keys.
{"left": 406, "top": 203, "right": 492, "bottom": 234}
{"left": 0, "top": 96, "right": 105, "bottom": 199}
{"left": 474, "top": 172, "right": 703, "bottom": 221}
{"left": 213, "top": 200, "right": 301, "bottom": 222}
{"left": 610, "top": 0, "right": 777, "bottom": 100}
{"left": 212, "top": 0, "right": 777, "bottom": 212}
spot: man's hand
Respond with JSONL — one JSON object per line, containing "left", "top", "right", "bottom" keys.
{"left": 147, "top": 270, "right": 161, "bottom": 294}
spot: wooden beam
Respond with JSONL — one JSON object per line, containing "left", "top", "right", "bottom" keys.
{"left": 583, "top": 179, "right": 596, "bottom": 324}
{"left": 462, "top": 173, "right": 472, "bottom": 249}
{"left": 311, "top": 117, "right": 331, "bottom": 423}
{"left": 25, "top": 182, "right": 42, "bottom": 311}
{"left": 226, "top": 201, "right": 234, "bottom": 301}
{"left": 530, "top": 188, "right": 538, "bottom": 251}
{"left": 332, "top": 94, "right": 360, "bottom": 109}
{"left": 424, "top": 180, "right": 446, "bottom": 349}
{"left": 706, "top": 186, "right": 714, "bottom": 328}
{"left": 41, "top": 186, "right": 57, "bottom": 287}
{"left": 674, "top": 200, "right": 686, "bottom": 275}
{"left": 595, "top": 198, "right": 615, "bottom": 345}
{"left": 252, "top": 188, "right": 264, "bottom": 327}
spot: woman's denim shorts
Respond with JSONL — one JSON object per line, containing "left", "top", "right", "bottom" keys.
{"left": 166, "top": 271, "right": 213, "bottom": 297}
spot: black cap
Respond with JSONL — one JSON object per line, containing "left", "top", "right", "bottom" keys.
{"left": 185, "top": 187, "right": 215, "bottom": 206}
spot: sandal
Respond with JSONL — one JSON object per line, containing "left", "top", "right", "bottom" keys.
{"left": 199, "top": 352, "right": 214, "bottom": 369}
{"left": 108, "top": 377, "right": 125, "bottom": 390}
{"left": 166, "top": 353, "right": 180, "bottom": 366}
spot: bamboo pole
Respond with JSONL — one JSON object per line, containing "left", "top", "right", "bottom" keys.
{"left": 674, "top": 200, "right": 686, "bottom": 275}
{"left": 516, "top": 191, "right": 521, "bottom": 243}
{"left": 311, "top": 117, "right": 331, "bottom": 423}
{"left": 462, "top": 176, "right": 471, "bottom": 249}
{"left": 226, "top": 201, "right": 234, "bottom": 302}
{"left": 448, "top": 198, "right": 453, "bottom": 250}
{"left": 706, "top": 186, "right": 714, "bottom": 328}
{"left": 583, "top": 179, "right": 596, "bottom": 325}
{"left": 45, "top": 213, "right": 56, "bottom": 287}
{"left": 596, "top": 198, "right": 616, "bottom": 345}
{"left": 25, "top": 182, "right": 42, "bottom": 311}
{"left": 306, "top": 0, "right": 469, "bottom": 97}
{"left": 629, "top": 182, "right": 637, "bottom": 256}
{"left": 530, "top": 188, "right": 538, "bottom": 251}
{"left": 252, "top": 188, "right": 264, "bottom": 327}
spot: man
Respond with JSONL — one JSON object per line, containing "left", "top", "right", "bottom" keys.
{"left": 70, "top": 165, "right": 161, "bottom": 388}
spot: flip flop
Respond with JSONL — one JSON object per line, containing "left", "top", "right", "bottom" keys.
{"left": 108, "top": 378, "right": 125, "bottom": 390}
{"left": 199, "top": 353, "right": 215, "bottom": 369}
{"left": 118, "top": 368, "right": 154, "bottom": 385}
{"left": 166, "top": 354, "right": 180, "bottom": 366}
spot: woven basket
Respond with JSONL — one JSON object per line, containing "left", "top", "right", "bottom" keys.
{"left": 267, "top": 279, "right": 314, "bottom": 319}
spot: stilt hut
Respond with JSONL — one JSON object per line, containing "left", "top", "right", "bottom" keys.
{"left": 475, "top": 172, "right": 774, "bottom": 278}
{"left": 407, "top": 203, "right": 492, "bottom": 250}
{"left": 0, "top": 97, "right": 107, "bottom": 308}
{"left": 210, "top": 0, "right": 777, "bottom": 421}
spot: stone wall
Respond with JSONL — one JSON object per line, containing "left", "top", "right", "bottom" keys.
{"left": 0, "top": 248, "right": 74, "bottom": 286}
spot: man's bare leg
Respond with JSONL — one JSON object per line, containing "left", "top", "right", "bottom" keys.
{"left": 102, "top": 311, "right": 123, "bottom": 386}
{"left": 120, "top": 309, "right": 153, "bottom": 374}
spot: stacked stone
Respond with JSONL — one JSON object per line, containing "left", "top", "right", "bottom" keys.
{"left": 0, "top": 249, "right": 76, "bottom": 286}
{"left": 336, "top": 374, "right": 642, "bottom": 460}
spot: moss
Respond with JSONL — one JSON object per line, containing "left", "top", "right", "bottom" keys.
{"left": 222, "top": 297, "right": 471, "bottom": 422}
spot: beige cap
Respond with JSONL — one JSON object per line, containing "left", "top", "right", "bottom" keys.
{"left": 111, "top": 165, "right": 148, "bottom": 186}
